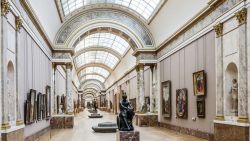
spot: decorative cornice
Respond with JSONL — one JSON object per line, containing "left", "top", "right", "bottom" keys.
{"left": 20, "top": 0, "right": 53, "bottom": 51}
{"left": 1, "top": 0, "right": 10, "bottom": 16}
{"left": 235, "top": 8, "right": 247, "bottom": 25}
{"left": 213, "top": 23, "right": 223, "bottom": 38}
{"left": 156, "top": 0, "right": 242, "bottom": 56}
{"left": 15, "top": 16, "right": 23, "bottom": 32}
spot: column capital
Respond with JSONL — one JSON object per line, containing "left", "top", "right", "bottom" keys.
{"left": 15, "top": 16, "right": 23, "bottom": 32}
{"left": 136, "top": 64, "right": 144, "bottom": 71}
{"left": 66, "top": 63, "right": 73, "bottom": 70}
{"left": 1, "top": 0, "right": 10, "bottom": 16}
{"left": 235, "top": 8, "right": 247, "bottom": 25}
{"left": 213, "top": 23, "right": 223, "bottom": 37}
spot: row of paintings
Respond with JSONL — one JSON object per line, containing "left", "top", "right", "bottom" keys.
{"left": 162, "top": 70, "right": 206, "bottom": 119}
{"left": 24, "top": 86, "right": 51, "bottom": 125}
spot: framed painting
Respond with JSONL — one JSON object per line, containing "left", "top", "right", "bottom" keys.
{"left": 37, "top": 93, "right": 42, "bottom": 121}
{"left": 46, "top": 86, "right": 51, "bottom": 118}
{"left": 162, "top": 81, "right": 171, "bottom": 118}
{"left": 176, "top": 88, "right": 188, "bottom": 119}
{"left": 24, "top": 100, "right": 31, "bottom": 124}
{"left": 30, "top": 89, "right": 36, "bottom": 123}
{"left": 193, "top": 70, "right": 206, "bottom": 96}
{"left": 197, "top": 98, "right": 205, "bottom": 118}
{"left": 129, "top": 98, "right": 136, "bottom": 110}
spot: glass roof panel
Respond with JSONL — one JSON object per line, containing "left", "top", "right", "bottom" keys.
{"left": 60, "top": 0, "right": 161, "bottom": 19}
{"left": 80, "top": 74, "right": 105, "bottom": 83}
{"left": 78, "top": 67, "right": 110, "bottom": 78}
{"left": 74, "top": 51, "right": 119, "bottom": 69}
{"left": 75, "top": 32, "right": 130, "bottom": 55}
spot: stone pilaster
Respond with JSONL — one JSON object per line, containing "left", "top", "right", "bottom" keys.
{"left": 52, "top": 63, "right": 57, "bottom": 114}
{"left": 16, "top": 16, "right": 23, "bottom": 126}
{"left": 136, "top": 64, "right": 145, "bottom": 112}
{"left": 1, "top": 15, "right": 10, "bottom": 129}
{"left": 235, "top": 8, "right": 248, "bottom": 122}
{"left": 214, "top": 23, "right": 224, "bottom": 120}
{"left": 66, "top": 63, "right": 74, "bottom": 115}
{"left": 149, "top": 65, "right": 154, "bottom": 113}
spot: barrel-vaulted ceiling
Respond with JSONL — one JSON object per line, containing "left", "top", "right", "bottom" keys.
{"left": 56, "top": 0, "right": 162, "bottom": 21}
{"left": 52, "top": 0, "right": 163, "bottom": 95}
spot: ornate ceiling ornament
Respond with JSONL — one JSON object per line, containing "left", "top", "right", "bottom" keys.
{"left": 1, "top": 0, "right": 10, "bottom": 16}
{"left": 213, "top": 23, "right": 223, "bottom": 38}
{"left": 15, "top": 16, "right": 23, "bottom": 32}
{"left": 235, "top": 8, "right": 247, "bottom": 25}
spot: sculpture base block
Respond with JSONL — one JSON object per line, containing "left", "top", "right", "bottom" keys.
{"left": 116, "top": 130, "right": 140, "bottom": 141}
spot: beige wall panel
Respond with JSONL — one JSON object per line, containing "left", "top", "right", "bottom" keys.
{"left": 144, "top": 68, "right": 150, "bottom": 97}
{"left": 159, "top": 31, "right": 215, "bottom": 133}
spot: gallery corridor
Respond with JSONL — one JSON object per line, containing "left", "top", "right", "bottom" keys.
{"left": 49, "top": 110, "right": 207, "bottom": 141}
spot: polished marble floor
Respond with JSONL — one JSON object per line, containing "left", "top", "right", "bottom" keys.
{"left": 49, "top": 110, "right": 207, "bottom": 141}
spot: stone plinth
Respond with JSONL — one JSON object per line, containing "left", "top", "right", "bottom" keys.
{"left": 2, "top": 125, "right": 25, "bottom": 141}
{"left": 135, "top": 113, "right": 158, "bottom": 127}
{"left": 116, "top": 130, "right": 140, "bottom": 141}
{"left": 50, "top": 115, "right": 74, "bottom": 129}
{"left": 214, "top": 121, "right": 249, "bottom": 141}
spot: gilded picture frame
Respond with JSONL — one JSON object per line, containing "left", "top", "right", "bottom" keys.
{"left": 162, "top": 81, "right": 171, "bottom": 118}
{"left": 193, "top": 70, "right": 206, "bottom": 96}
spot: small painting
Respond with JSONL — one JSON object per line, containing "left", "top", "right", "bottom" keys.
{"left": 193, "top": 70, "right": 206, "bottom": 96}
{"left": 176, "top": 88, "right": 188, "bottom": 119}
{"left": 197, "top": 98, "right": 205, "bottom": 118}
{"left": 162, "top": 81, "right": 171, "bottom": 118}
{"left": 46, "top": 86, "right": 51, "bottom": 118}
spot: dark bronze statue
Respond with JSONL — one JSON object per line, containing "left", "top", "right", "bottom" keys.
{"left": 117, "top": 91, "right": 135, "bottom": 131}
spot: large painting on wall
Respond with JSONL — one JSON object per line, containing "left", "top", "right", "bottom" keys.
{"left": 193, "top": 70, "right": 206, "bottom": 96}
{"left": 162, "top": 81, "right": 171, "bottom": 118}
{"left": 176, "top": 88, "right": 188, "bottom": 119}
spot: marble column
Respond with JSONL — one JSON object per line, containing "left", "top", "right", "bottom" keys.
{"left": 149, "top": 65, "right": 154, "bottom": 113}
{"left": 52, "top": 63, "right": 56, "bottom": 114}
{"left": 235, "top": 8, "right": 248, "bottom": 122}
{"left": 66, "top": 63, "right": 74, "bottom": 115}
{"left": 214, "top": 23, "right": 224, "bottom": 120}
{"left": 136, "top": 64, "right": 145, "bottom": 112}
{"left": 1, "top": 14, "right": 10, "bottom": 129}
{"left": 15, "top": 16, "right": 23, "bottom": 126}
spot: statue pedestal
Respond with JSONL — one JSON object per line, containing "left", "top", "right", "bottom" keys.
{"left": 116, "top": 130, "right": 140, "bottom": 141}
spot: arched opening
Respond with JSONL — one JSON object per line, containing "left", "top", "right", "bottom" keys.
{"left": 225, "top": 62, "right": 238, "bottom": 118}
{"left": 7, "top": 61, "right": 15, "bottom": 125}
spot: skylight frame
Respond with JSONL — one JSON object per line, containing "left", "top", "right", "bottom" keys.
{"left": 78, "top": 67, "right": 110, "bottom": 78}
{"left": 79, "top": 74, "right": 106, "bottom": 83}
{"left": 75, "top": 32, "right": 130, "bottom": 56}
{"left": 74, "top": 51, "right": 119, "bottom": 69}
{"left": 60, "top": 0, "right": 161, "bottom": 20}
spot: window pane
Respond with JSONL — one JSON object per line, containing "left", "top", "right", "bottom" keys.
{"left": 61, "top": 0, "right": 161, "bottom": 19}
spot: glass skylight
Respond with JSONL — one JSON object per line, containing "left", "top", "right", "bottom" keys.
{"left": 74, "top": 51, "right": 119, "bottom": 69}
{"left": 78, "top": 67, "right": 110, "bottom": 78}
{"left": 75, "top": 32, "right": 130, "bottom": 55}
{"left": 60, "top": 0, "right": 161, "bottom": 19}
{"left": 80, "top": 74, "right": 106, "bottom": 83}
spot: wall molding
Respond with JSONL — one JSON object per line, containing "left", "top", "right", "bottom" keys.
{"left": 157, "top": 0, "right": 246, "bottom": 62}
{"left": 158, "top": 122, "right": 214, "bottom": 141}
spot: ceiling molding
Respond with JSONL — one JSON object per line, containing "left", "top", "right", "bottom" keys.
{"left": 54, "top": 1, "right": 165, "bottom": 24}
{"left": 54, "top": 9, "right": 154, "bottom": 47}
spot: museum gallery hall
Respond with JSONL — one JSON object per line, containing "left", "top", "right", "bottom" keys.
{"left": 1, "top": 0, "right": 250, "bottom": 141}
